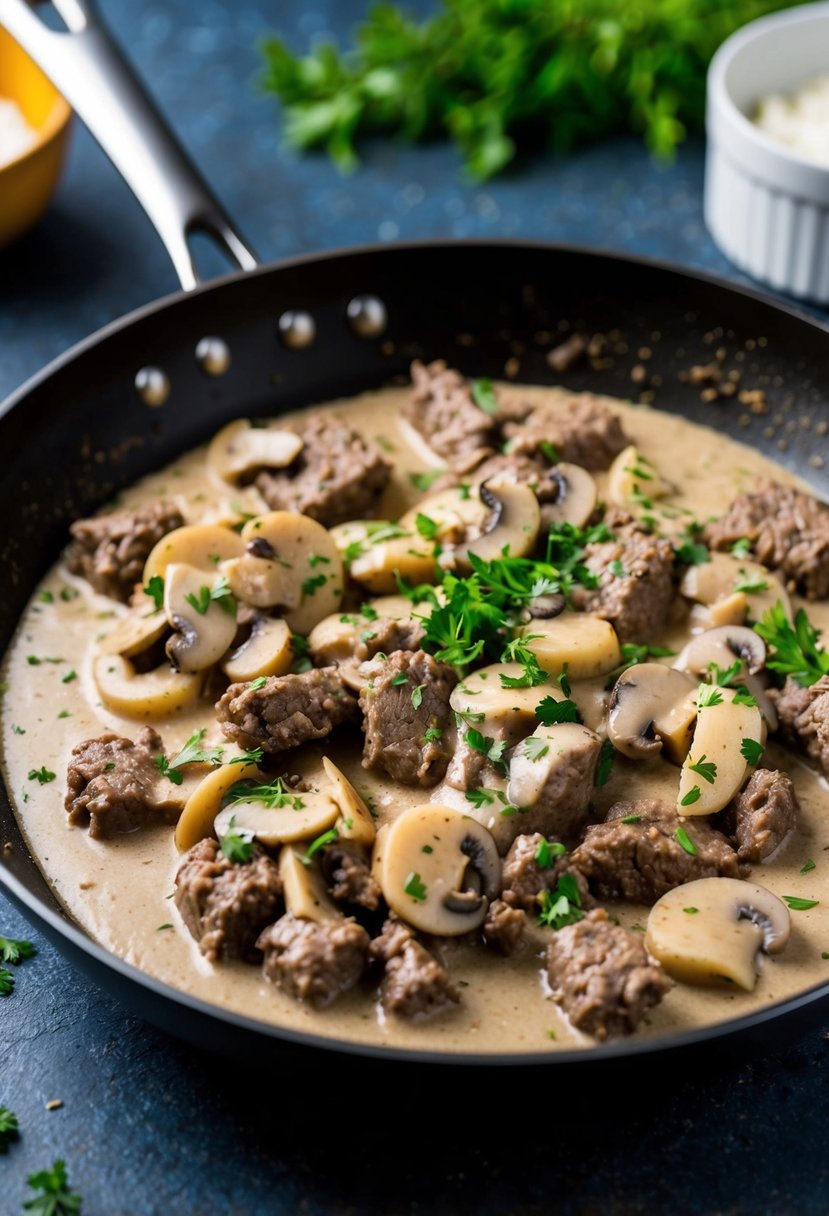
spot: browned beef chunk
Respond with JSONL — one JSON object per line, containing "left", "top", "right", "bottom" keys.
{"left": 257, "top": 912, "right": 370, "bottom": 1008}
{"left": 359, "top": 650, "right": 457, "bottom": 786}
{"left": 501, "top": 394, "right": 628, "bottom": 471}
{"left": 66, "top": 502, "right": 184, "bottom": 602}
{"left": 370, "top": 915, "right": 460, "bottom": 1021}
{"left": 705, "top": 479, "right": 829, "bottom": 600}
{"left": 215, "top": 667, "right": 358, "bottom": 754}
{"left": 444, "top": 740, "right": 500, "bottom": 793}
{"left": 320, "top": 840, "right": 383, "bottom": 911}
{"left": 65, "top": 727, "right": 180, "bottom": 840}
{"left": 403, "top": 360, "right": 496, "bottom": 466}
{"left": 354, "top": 617, "right": 426, "bottom": 663}
{"left": 771, "top": 675, "right": 829, "bottom": 777}
{"left": 568, "top": 799, "right": 741, "bottom": 904}
{"left": 719, "top": 769, "right": 798, "bottom": 864}
{"left": 175, "top": 838, "right": 283, "bottom": 963}
{"left": 255, "top": 413, "right": 391, "bottom": 527}
{"left": 482, "top": 898, "right": 526, "bottom": 955}
{"left": 546, "top": 908, "right": 668, "bottom": 1040}
{"left": 573, "top": 516, "right": 675, "bottom": 643}
{"left": 501, "top": 833, "right": 591, "bottom": 911}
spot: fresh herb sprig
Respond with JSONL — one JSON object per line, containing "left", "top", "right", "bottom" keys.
{"left": 23, "top": 1158, "right": 82, "bottom": 1215}
{"left": 755, "top": 602, "right": 829, "bottom": 687}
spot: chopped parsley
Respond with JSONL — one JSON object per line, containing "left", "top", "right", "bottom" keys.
{"left": 595, "top": 738, "right": 615, "bottom": 787}
{"left": 23, "top": 1158, "right": 82, "bottom": 1214}
{"left": 290, "top": 633, "right": 313, "bottom": 673}
{"left": 734, "top": 570, "right": 769, "bottom": 595}
{"left": 219, "top": 815, "right": 255, "bottom": 864}
{"left": 499, "top": 636, "right": 546, "bottom": 687}
{"left": 301, "top": 573, "right": 328, "bottom": 598}
{"left": 224, "top": 777, "right": 305, "bottom": 811}
{"left": 28, "top": 767, "right": 56, "bottom": 785}
{"left": 0, "top": 969, "right": 14, "bottom": 996}
{"left": 143, "top": 574, "right": 165, "bottom": 610}
{"left": 465, "top": 787, "right": 500, "bottom": 808}
{"left": 155, "top": 729, "right": 224, "bottom": 784}
{"left": 308, "top": 554, "right": 331, "bottom": 568}
{"left": 409, "top": 468, "right": 444, "bottom": 492}
{"left": 730, "top": 538, "right": 752, "bottom": 558}
{"left": 538, "top": 873, "right": 583, "bottom": 930}
{"left": 675, "top": 541, "right": 710, "bottom": 565}
{"left": 732, "top": 688, "right": 758, "bottom": 707}
{"left": 675, "top": 825, "right": 697, "bottom": 855}
{"left": 464, "top": 728, "right": 508, "bottom": 771}
{"left": 740, "top": 738, "right": 765, "bottom": 766}
{"left": 423, "top": 726, "right": 443, "bottom": 743}
{"left": 303, "top": 827, "right": 339, "bottom": 864}
{"left": 620, "top": 814, "right": 642, "bottom": 824}
{"left": 523, "top": 736, "right": 550, "bottom": 762}
{"left": 411, "top": 683, "right": 426, "bottom": 710}
{"left": 229, "top": 747, "right": 265, "bottom": 766}
{"left": 248, "top": 676, "right": 268, "bottom": 690}
{"left": 609, "top": 559, "right": 630, "bottom": 578}
{"left": 696, "top": 684, "right": 724, "bottom": 709}
{"left": 615, "top": 642, "right": 675, "bottom": 674}
{"left": 0, "top": 1105, "right": 19, "bottom": 1147}
{"left": 11, "top": 725, "right": 24, "bottom": 735}
{"left": 800, "top": 858, "right": 817, "bottom": 876}
{"left": 471, "top": 378, "right": 499, "bottom": 415}
{"left": 39, "top": 590, "right": 54, "bottom": 604}
{"left": 680, "top": 786, "right": 701, "bottom": 807}
{"left": 61, "top": 670, "right": 77, "bottom": 685}
{"left": 0, "top": 936, "right": 35, "bottom": 965}
{"left": 687, "top": 754, "right": 717, "bottom": 784}
{"left": 415, "top": 513, "right": 439, "bottom": 542}
{"left": 391, "top": 671, "right": 409, "bottom": 687}
{"left": 783, "top": 896, "right": 820, "bottom": 911}
{"left": 755, "top": 603, "right": 829, "bottom": 687}
{"left": 185, "top": 575, "right": 237, "bottom": 617}
{"left": 534, "top": 838, "right": 565, "bottom": 869}
{"left": 535, "top": 696, "right": 581, "bottom": 726}
{"left": 708, "top": 659, "right": 743, "bottom": 687}
{"left": 539, "top": 440, "right": 558, "bottom": 465}
{"left": 403, "top": 871, "right": 428, "bottom": 901}
{"left": 683, "top": 907, "right": 699, "bottom": 914}
{"left": 60, "top": 586, "right": 79, "bottom": 602}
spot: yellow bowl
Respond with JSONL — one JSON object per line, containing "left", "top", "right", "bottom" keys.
{"left": 0, "top": 29, "right": 72, "bottom": 247}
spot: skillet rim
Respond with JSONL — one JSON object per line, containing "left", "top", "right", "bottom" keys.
{"left": 3, "top": 236, "right": 829, "bottom": 1066}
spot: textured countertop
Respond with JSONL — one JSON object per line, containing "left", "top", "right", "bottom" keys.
{"left": 1, "top": 3, "right": 828, "bottom": 1213}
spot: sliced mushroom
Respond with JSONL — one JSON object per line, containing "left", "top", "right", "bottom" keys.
{"left": 207, "top": 419, "right": 303, "bottom": 486}
{"left": 99, "top": 607, "right": 168, "bottom": 657}
{"left": 198, "top": 486, "right": 270, "bottom": 530}
{"left": 348, "top": 535, "right": 438, "bottom": 593}
{"left": 542, "top": 463, "right": 597, "bottom": 529}
{"left": 681, "top": 552, "right": 791, "bottom": 627}
{"left": 163, "top": 563, "right": 238, "bottom": 673}
{"left": 143, "top": 523, "right": 245, "bottom": 584}
{"left": 92, "top": 654, "right": 200, "bottom": 719}
{"left": 373, "top": 804, "right": 501, "bottom": 936}
{"left": 607, "top": 663, "right": 698, "bottom": 763}
{"left": 677, "top": 687, "right": 765, "bottom": 816}
{"left": 674, "top": 625, "right": 776, "bottom": 729}
{"left": 689, "top": 592, "right": 749, "bottom": 631}
{"left": 520, "top": 614, "right": 622, "bottom": 680}
{"left": 213, "top": 782, "right": 339, "bottom": 846}
{"left": 399, "top": 482, "right": 540, "bottom": 571}
{"left": 507, "top": 722, "right": 601, "bottom": 809}
{"left": 222, "top": 511, "right": 343, "bottom": 634}
{"left": 645, "top": 878, "right": 791, "bottom": 991}
{"left": 174, "top": 758, "right": 261, "bottom": 852}
{"left": 322, "top": 756, "right": 376, "bottom": 846}
{"left": 279, "top": 844, "right": 339, "bottom": 923}
{"left": 222, "top": 616, "right": 292, "bottom": 682}
{"left": 308, "top": 594, "right": 427, "bottom": 665}
{"left": 607, "top": 445, "right": 671, "bottom": 507}
{"left": 450, "top": 662, "right": 557, "bottom": 746}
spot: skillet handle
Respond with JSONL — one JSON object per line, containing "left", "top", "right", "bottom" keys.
{"left": 0, "top": 0, "right": 259, "bottom": 290}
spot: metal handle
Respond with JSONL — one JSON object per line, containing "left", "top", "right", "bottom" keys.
{"left": 0, "top": 0, "right": 259, "bottom": 289}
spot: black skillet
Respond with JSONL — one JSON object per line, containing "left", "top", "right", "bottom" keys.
{"left": 1, "top": 0, "right": 828, "bottom": 1068}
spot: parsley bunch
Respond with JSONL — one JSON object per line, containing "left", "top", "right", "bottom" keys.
{"left": 260, "top": 0, "right": 799, "bottom": 179}
{"left": 755, "top": 603, "right": 829, "bottom": 688}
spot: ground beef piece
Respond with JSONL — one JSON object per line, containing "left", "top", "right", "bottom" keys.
{"left": 572, "top": 516, "right": 676, "bottom": 643}
{"left": 403, "top": 359, "right": 497, "bottom": 466}
{"left": 359, "top": 650, "right": 457, "bottom": 786}
{"left": 444, "top": 739, "right": 500, "bottom": 793}
{"left": 501, "top": 394, "right": 629, "bottom": 471}
{"left": 720, "top": 769, "right": 798, "bottom": 864}
{"left": 546, "top": 909, "right": 668, "bottom": 1040}
{"left": 175, "top": 838, "right": 283, "bottom": 963}
{"left": 216, "top": 667, "right": 358, "bottom": 754}
{"left": 255, "top": 413, "right": 391, "bottom": 527}
{"left": 705, "top": 479, "right": 829, "bottom": 600}
{"left": 569, "top": 800, "right": 741, "bottom": 904}
{"left": 65, "top": 727, "right": 180, "bottom": 840}
{"left": 257, "top": 913, "right": 370, "bottom": 1008}
{"left": 501, "top": 833, "right": 592, "bottom": 911}
{"left": 771, "top": 675, "right": 829, "bottom": 777}
{"left": 320, "top": 840, "right": 383, "bottom": 911}
{"left": 66, "top": 502, "right": 184, "bottom": 602}
{"left": 482, "top": 898, "right": 526, "bottom": 955}
{"left": 370, "top": 915, "right": 460, "bottom": 1021}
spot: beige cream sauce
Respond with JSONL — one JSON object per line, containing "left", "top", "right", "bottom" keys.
{"left": 3, "top": 385, "right": 829, "bottom": 1056}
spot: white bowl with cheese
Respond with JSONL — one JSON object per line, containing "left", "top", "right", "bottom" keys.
{"left": 705, "top": 2, "right": 829, "bottom": 303}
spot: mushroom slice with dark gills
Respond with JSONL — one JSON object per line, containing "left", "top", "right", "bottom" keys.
{"left": 142, "top": 522, "right": 246, "bottom": 584}
{"left": 221, "top": 615, "right": 293, "bottom": 683}
{"left": 207, "top": 419, "right": 303, "bottom": 487}
{"left": 372, "top": 805, "right": 500, "bottom": 936}
{"left": 397, "top": 480, "right": 540, "bottom": 572}
{"left": 163, "top": 562, "right": 237, "bottom": 672}
{"left": 607, "top": 663, "right": 698, "bottom": 764}
{"left": 645, "top": 877, "right": 790, "bottom": 991}
{"left": 673, "top": 624, "right": 777, "bottom": 729}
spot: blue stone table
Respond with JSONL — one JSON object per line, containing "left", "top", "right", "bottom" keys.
{"left": 2, "top": 3, "right": 828, "bottom": 1212}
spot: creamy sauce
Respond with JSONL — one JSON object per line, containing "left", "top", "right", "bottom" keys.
{"left": 3, "top": 384, "right": 829, "bottom": 1057}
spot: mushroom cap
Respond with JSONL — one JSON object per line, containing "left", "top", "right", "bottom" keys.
{"left": 677, "top": 687, "right": 764, "bottom": 816}
{"left": 607, "top": 445, "right": 671, "bottom": 507}
{"left": 175, "top": 759, "right": 262, "bottom": 852}
{"left": 608, "top": 663, "right": 698, "bottom": 763}
{"left": 164, "top": 563, "right": 238, "bottom": 673}
{"left": 543, "top": 463, "right": 597, "bottom": 529}
{"left": 99, "top": 607, "right": 168, "bottom": 658}
{"left": 645, "top": 877, "right": 791, "bottom": 990}
{"left": 143, "top": 524, "right": 245, "bottom": 584}
{"left": 400, "top": 482, "right": 540, "bottom": 572}
{"left": 373, "top": 804, "right": 501, "bottom": 936}
{"left": 322, "top": 756, "right": 376, "bottom": 846}
{"left": 450, "top": 662, "right": 560, "bottom": 743}
{"left": 92, "top": 654, "right": 200, "bottom": 720}
{"left": 207, "top": 419, "right": 303, "bottom": 486}
{"left": 223, "top": 511, "right": 343, "bottom": 634}
{"left": 520, "top": 613, "right": 622, "bottom": 680}
{"left": 348, "top": 535, "right": 437, "bottom": 593}
{"left": 674, "top": 625, "right": 776, "bottom": 729}
{"left": 214, "top": 784, "right": 340, "bottom": 847}
{"left": 222, "top": 616, "right": 293, "bottom": 683}
{"left": 680, "top": 552, "right": 792, "bottom": 627}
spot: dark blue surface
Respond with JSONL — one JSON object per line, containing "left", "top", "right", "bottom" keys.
{"left": 2, "top": 3, "right": 829, "bottom": 1213}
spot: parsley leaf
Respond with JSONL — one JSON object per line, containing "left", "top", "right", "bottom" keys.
{"left": 464, "top": 728, "right": 508, "bottom": 771}
{"left": 0, "top": 968, "right": 14, "bottom": 996}
{"left": 523, "top": 736, "right": 550, "bottom": 762}
{"left": 301, "top": 573, "right": 328, "bottom": 598}
{"left": 224, "top": 778, "right": 305, "bottom": 811}
{"left": 740, "top": 738, "right": 765, "bottom": 766}
{"left": 615, "top": 642, "right": 675, "bottom": 674}
{"left": 800, "top": 858, "right": 816, "bottom": 875}
{"left": 28, "top": 767, "right": 56, "bottom": 785}
{"left": 403, "top": 871, "right": 428, "bottom": 901}
{"left": 675, "top": 541, "right": 710, "bottom": 565}
{"left": 465, "top": 787, "right": 500, "bottom": 808}
{"left": 687, "top": 754, "right": 717, "bottom": 784}
{"left": 730, "top": 538, "right": 752, "bottom": 558}
{"left": 595, "top": 738, "right": 615, "bottom": 787}
{"left": 219, "top": 815, "right": 255, "bottom": 864}
{"left": 0, "top": 936, "right": 35, "bottom": 965}
{"left": 303, "top": 827, "right": 339, "bottom": 864}
{"left": 424, "top": 726, "right": 443, "bottom": 743}
{"left": 471, "top": 378, "right": 499, "bottom": 415}
{"left": 535, "top": 696, "right": 581, "bottom": 726}
{"left": 409, "top": 468, "right": 445, "bottom": 492}
{"left": 143, "top": 574, "right": 165, "bottom": 611}
{"left": 415, "top": 513, "right": 439, "bottom": 542}
{"left": 499, "top": 636, "right": 547, "bottom": 687}
{"left": 680, "top": 786, "right": 701, "bottom": 807}
{"left": 783, "top": 895, "right": 820, "bottom": 911}
{"left": 229, "top": 747, "right": 265, "bottom": 766}
{"left": 696, "top": 684, "right": 724, "bottom": 708}
{"left": 23, "top": 1158, "right": 82, "bottom": 1215}
{"left": 538, "top": 873, "right": 584, "bottom": 930}
{"left": 734, "top": 570, "right": 769, "bottom": 595}
{"left": 0, "top": 1105, "right": 18, "bottom": 1148}
{"left": 411, "top": 682, "right": 426, "bottom": 710}
{"left": 185, "top": 575, "right": 237, "bottom": 617}
{"left": 534, "top": 838, "right": 565, "bottom": 869}
{"left": 755, "top": 602, "right": 829, "bottom": 687}
{"left": 675, "top": 825, "right": 697, "bottom": 855}
{"left": 156, "top": 729, "right": 224, "bottom": 784}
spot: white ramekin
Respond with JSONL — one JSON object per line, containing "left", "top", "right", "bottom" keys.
{"left": 705, "top": 2, "right": 829, "bottom": 303}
